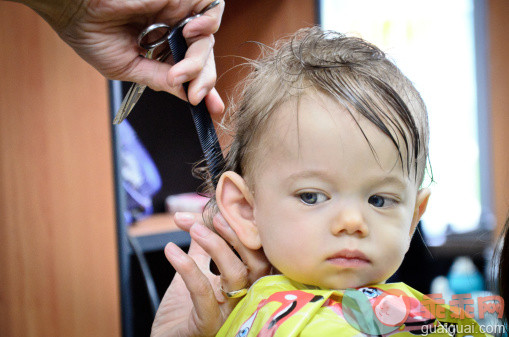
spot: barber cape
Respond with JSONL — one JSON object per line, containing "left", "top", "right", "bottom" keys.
{"left": 217, "top": 275, "right": 488, "bottom": 337}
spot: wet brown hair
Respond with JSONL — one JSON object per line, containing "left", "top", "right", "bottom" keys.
{"left": 199, "top": 26, "right": 430, "bottom": 225}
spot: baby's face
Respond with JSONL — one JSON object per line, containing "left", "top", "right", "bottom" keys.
{"left": 248, "top": 92, "right": 428, "bottom": 289}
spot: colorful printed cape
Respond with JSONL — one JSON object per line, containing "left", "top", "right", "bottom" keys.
{"left": 217, "top": 275, "right": 489, "bottom": 337}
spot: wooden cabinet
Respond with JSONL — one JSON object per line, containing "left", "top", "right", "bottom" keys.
{"left": 0, "top": 3, "right": 120, "bottom": 337}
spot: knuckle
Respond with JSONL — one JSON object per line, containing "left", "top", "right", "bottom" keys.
{"left": 237, "top": 266, "right": 249, "bottom": 282}
{"left": 250, "top": 264, "right": 272, "bottom": 283}
{"left": 178, "top": 256, "right": 196, "bottom": 274}
{"left": 228, "top": 262, "right": 249, "bottom": 282}
{"left": 208, "top": 235, "right": 226, "bottom": 253}
{"left": 189, "top": 57, "right": 204, "bottom": 73}
{"left": 220, "top": 260, "right": 248, "bottom": 287}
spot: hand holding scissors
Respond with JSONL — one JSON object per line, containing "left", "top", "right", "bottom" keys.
{"left": 19, "top": 0, "right": 225, "bottom": 114}
{"left": 115, "top": 0, "right": 225, "bottom": 187}
{"left": 114, "top": 0, "right": 222, "bottom": 124}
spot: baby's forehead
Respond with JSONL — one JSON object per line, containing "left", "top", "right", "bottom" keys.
{"left": 247, "top": 94, "right": 410, "bottom": 172}
{"left": 261, "top": 92, "right": 402, "bottom": 146}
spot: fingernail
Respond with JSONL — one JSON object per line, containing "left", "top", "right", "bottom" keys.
{"left": 209, "top": 88, "right": 225, "bottom": 114}
{"left": 174, "top": 212, "right": 195, "bottom": 223}
{"left": 191, "top": 223, "right": 210, "bottom": 238}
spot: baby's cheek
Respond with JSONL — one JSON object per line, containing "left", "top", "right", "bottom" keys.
{"left": 261, "top": 235, "right": 296, "bottom": 266}
{"left": 377, "top": 227, "right": 410, "bottom": 254}
{"left": 375, "top": 238, "right": 407, "bottom": 277}
{"left": 265, "top": 238, "right": 312, "bottom": 277}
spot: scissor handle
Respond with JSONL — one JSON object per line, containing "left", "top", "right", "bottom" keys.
{"left": 173, "top": 0, "right": 221, "bottom": 30}
{"left": 138, "top": 0, "right": 221, "bottom": 51}
{"left": 138, "top": 23, "right": 171, "bottom": 50}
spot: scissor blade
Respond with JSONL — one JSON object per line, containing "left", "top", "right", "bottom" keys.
{"left": 113, "top": 83, "right": 147, "bottom": 124}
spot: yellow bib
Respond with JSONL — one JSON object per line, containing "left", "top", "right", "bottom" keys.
{"left": 217, "top": 275, "right": 488, "bottom": 337}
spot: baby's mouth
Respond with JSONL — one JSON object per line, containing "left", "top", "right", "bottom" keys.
{"left": 326, "top": 249, "right": 370, "bottom": 268}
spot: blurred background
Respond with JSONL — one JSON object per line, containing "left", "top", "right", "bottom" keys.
{"left": 1, "top": 0, "right": 507, "bottom": 336}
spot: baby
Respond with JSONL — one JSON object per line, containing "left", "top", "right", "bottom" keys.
{"left": 201, "top": 27, "right": 486, "bottom": 336}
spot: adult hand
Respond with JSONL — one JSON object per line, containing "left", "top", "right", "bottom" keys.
{"left": 151, "top": 212, "right": 271, "bottom": 337}
{"left": 12, "top": 0, "right": 225, "bottom": 114}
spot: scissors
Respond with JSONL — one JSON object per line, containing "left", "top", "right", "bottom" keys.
{"left": 113, "top": 0, "right": 221, "bottom": 124}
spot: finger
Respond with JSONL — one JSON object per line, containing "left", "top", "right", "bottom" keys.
{"left": 196, "top": 0, "right": 225, "bottom": 34}
{"left": 121, "top": 56, "right": 224, "bottom": 114}
{"left": 205, "top": 87, "right": 225, "bottom": 115}
{"left": 164, "top": 242, "right": 222, "bottom": 331}
{"left": 186, "top": 238, "right": 226, "bottom": 303}
{"left": 156, "top": 0, "right": 225, "bottom": 27}
{"left": 186, "top": 238, "right": 214, "bottom": 268}
{"left": 171, "top": 36, "right": 224, "bottom": 112}
{"left": 185, "top": 238, "right": 229, "bottom": 304}
{"left": 183, "top": 9, "right": 224, "bottom": 38}
{"left": 213, "top": 213, "right": 272, "bottom": 284}
{"left": 187, "top": 49, "right": 217, "bottom": 105}
{"left": 121, "top": 56, "right": 188, "bottom": 98}
{"left": 164, "top": 241, "right": 209, "bottom": 280}
{"left": 189, "top": 223, "right": 249, "bottom": 293}
{"left": 169, "top": 35, "right": 214, "bottom": 87}
{"left": 165, "top": 239, "right": 211, "bottom": 272}
{"left": 174, "top": 212, "right": 204, "bottom": 231}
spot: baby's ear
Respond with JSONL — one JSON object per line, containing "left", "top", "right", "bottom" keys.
{"left": 409, "top": 188, "right": 431, "bottom": 236}
{"left": 216, "top": 171, "right": 261, "bottom": 250}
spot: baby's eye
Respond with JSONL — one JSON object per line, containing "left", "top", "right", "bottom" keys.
{"left": 298, "top": 192, "right": 328, "bottom": 205}
{"left": 368, "top": 195, "right": 397, "bottom": 208}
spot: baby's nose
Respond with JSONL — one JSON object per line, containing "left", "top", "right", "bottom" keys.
{"left": 331, "top": 206, "right": 369, "bottom": 237}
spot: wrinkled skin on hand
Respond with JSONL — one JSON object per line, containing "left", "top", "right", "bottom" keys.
{"left": 28, "top": 0, "right": 225, "bottom": 112}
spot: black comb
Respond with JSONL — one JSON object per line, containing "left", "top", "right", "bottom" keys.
{"left": 167, "top": 25, "right": 225, "bottom": 187}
